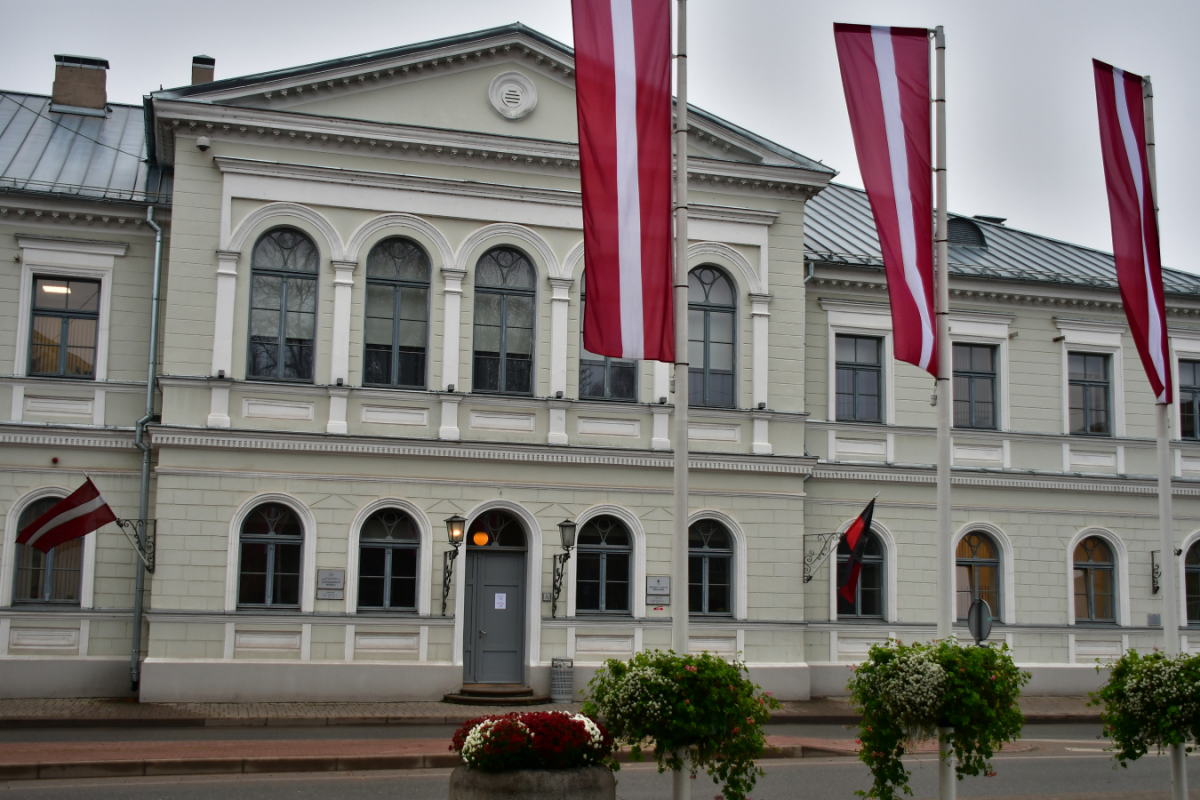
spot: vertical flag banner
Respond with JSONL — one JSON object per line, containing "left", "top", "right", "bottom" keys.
{"left": 837, "top": 497, "right": 877, "bottom": 604}
{"left": 16, "top": 478, "right": 117, "bottom": 553}
{"left": 1093, "top": 60, "right": 1171, "bottom": 403}
{"left": 572, "top": 0, "right": 674, "bottom": 362}
{"left": 834, "top": 24, "right": 937, "bottom": 376}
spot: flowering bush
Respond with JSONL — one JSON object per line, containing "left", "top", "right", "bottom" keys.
{"left": 848, "top": 640, "right": 1028, "bottom": 800}
{"left": 1091, "top": 649, "right": 1200, "bottom": 764}
{"left": 451, "top": 711, "right": 613, "bottom": 771}
{"left": 584, "top": 650, "right": 780, "bottom": 800}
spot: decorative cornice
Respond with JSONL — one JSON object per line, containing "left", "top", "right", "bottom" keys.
{"left": 149, "top": 425, "right": 816, "bottom": 475}
{"left": 0, "top": 201, "right": 159, "bottom": 231}
{"left": 0, "top": 422, "right": 137, "bottom": 450}
{"left": 0, "top": 375, "right": 146, "bottom": 394}
{"left": 807, "top": 418, "right": 1196, "bottom": 450}
{"left": 144, "top": 609, "right": 457, "bottom": 626}
{"left": 812, "top": 462, "right": 1200, "bottom": 497}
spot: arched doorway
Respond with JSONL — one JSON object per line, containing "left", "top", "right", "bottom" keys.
{"left": 462, "top": 510, "right": 527, "bottom": 684}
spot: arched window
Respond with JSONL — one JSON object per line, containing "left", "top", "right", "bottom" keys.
{"left": 688, "top": 266, "right": 736, "bottom": 408}
{"left": 357, "top": 508, "right": 419, "bottom": 611}
{"left": 468, "top": 511, "right": 527, "bottom": 548}
{"left": 473, "top": 247, "right": 536, "bottom": 395}
{"left": 364, "top": 238, "right": 430, "bottom": 389}
{"left": 837, "top": 535, "right": 884, "bottom": 618}
{"left": 579, "top": 275, "right": 637, "bottom": 401}
{"left": 956, "top": 532, "right": 1000, "bottom": 621}
{"left": 13, "top": 495, "right": 81, "bottom": 605}
{"left": 576, "top": 516, "right": 631, "bottom": 613}
{"left": 1074, "top": 536, "right": 1114, "bottom": 622}
{"left": 248, "top": 228, "right": 319, "bottom": 381}
{"left": 689, "top": 519, "right": 732, "bottom": 615}
{"left": 238, "top": 503, "right": 303, "bottom": 608}
{"left": 1187, "top": 542, "right": 1200, "bottom": 624}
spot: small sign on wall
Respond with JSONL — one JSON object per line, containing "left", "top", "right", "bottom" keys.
{"left": 318, "top": 570, "right": 345, "bottom": 590}
{"left": 647, "top": 575, "right": 670, "bottom": 606}
{"left": 495, "top": 593, "right": 507, "bottom": 610}
{"left": 317, "top": 569, "right": 345, "bottom": 600}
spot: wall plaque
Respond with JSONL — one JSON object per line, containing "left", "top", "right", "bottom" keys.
{"left": 317, "top": 569, "right": 345, "bottom": 590}
{"left": 316, "top": 589, "right": 344, "bottom": 600}
{"left": 495, "top": 593, "right": 507, "bottom": 610}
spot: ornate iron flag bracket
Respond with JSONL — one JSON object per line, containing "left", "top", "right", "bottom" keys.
{"left": 115, "top": 519, "right": 155, "bottom": 574}
{"left": 803, "top": 531, "right": 844, "bottom": 583}
{"left": 551, "top": 552, "right": 571, "bottom": 618}
{"left": 1152, "top": 548, "right": 1183, "bottom": 595}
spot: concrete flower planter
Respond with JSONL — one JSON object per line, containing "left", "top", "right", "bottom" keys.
{"left": 448, "top": 764, "right": 615, "bottom": 800}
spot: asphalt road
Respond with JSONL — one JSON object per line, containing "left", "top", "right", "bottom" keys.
{"left": 0, "top": 753, "right": 1194, "bottom": 800}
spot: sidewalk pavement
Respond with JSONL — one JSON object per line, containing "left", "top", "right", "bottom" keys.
{"left": 0, "top": 695, "right": 1099, "bottom": 728}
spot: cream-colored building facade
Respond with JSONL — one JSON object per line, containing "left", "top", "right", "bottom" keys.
{"left": 3, "top": 25, "right": 1200, "bottom": 702}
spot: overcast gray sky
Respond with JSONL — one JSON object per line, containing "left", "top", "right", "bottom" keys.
{"left": 3, "top": 1, "right": 1198, "bottom": 272}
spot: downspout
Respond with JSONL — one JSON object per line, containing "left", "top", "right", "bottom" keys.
{"left": 804, "top": 261, "right": 815, "bottom": 283}
{"left": 131, "top": 205, "right": 164, "bottom": 691}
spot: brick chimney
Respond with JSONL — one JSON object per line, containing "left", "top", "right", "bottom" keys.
{"left": 51, "top": 54, "right": 109, "bottom": 111}
{"left": 192, "top": 55, "right": 215, "bottom": 85}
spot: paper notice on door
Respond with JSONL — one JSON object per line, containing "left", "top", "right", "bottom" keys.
{"left": 494, "top": 593, "right": 506, "bottom": 610}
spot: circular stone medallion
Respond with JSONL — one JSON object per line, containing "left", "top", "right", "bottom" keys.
{"left": 488, "top": 71, "right": 538, "bottom": 120}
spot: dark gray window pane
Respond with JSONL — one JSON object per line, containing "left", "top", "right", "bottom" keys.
{"left": 367, "top": 238, "right": 430, "bottom": 282}
{"left": 238, "top": 543, "right": 269, "bottom": 605}
{"left": 400, "top": 287, "right": 428, "bottom": 322}
{"left": 579, "top": 362, "right": 605, "bottom": 398}
{"left": 609, "top": 363, "right": 636, "bottom": 400}
{"left": 710, "top": 342, "right": 734, "bottom": 372}
{"left": 688, "top": 369, "right": 704, "bottom": 406}
{"left": 252, "top": 275, "right": 282, "bottom": 310}
{"left": 953, "top": 344, "right": 972, "bottom": 371}
{"left": 34, "top": 279, "right": 70, "bottom": 310}
{"left": 505, "top": 357, "right": 532, "bottom": 394}
{"left": 973, "top": 346, "right": 993, "bottom": 372}
{"left": 836, "top": 335, "right": 856, "bottom": 362}
{"left": 708, "top": 372, "right": 734, "bottom": 407}
{"left": 474, "top": 293, "right": 502, "bottom": 326}
{"left": 253, "top": 229, "right": 318, "bottom": 273}
{"left": 856, "top": 337, "right": 879, "bottom": 364}
{"left": 366, "top": 284, "right": 394, "bottom": 319}
{"left": 474, "top": 356, "right": 501, "bottom": 391}
{"left": 1069, "top": 353, "right": 1085, "bottom": 379}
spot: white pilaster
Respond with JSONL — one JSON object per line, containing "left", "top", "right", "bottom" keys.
{"left": 329, "top": 259, "right": 358, "bottom": 386}
{"left": 223, "top": 622, "right": 235, "bottom": 660}
{"left": 92, "top": 390, "right": 105, "bottom": 426}
{"left": 549, "top": 399, "right": 569, "bottom": 446}
{"left": 344, "top": 624, "right": 355, "bottom": 661}
{"left": 0, "top": 617, "right": 9, "bottom": 655}
{"left": 651, "top": 362, "right": 671, "bottom": 450}
{"left": 419, "top": 626, "right": 429, "bottom": 662}
{"left": 549, "top": 277, "right": 574, "bottom": 396}
{"left": 208, "top": 381, "right": 232, "bottom": 429}
{"left": 440, "top": 268, "right": 467, "bottom": 392}
{"left": 327, "top": 387, "right": 350, "bottom": 435}
{"left": 209, "top": 250, "right": 240, "bottom": 428}
{"left": 10, "top": 385, "right": 23, "bottom": 422}
{"left": 78, "top": 619, "right": 90, "bottom": 657}
{"left": 301, "top": 623, "right": 312, "bottom": 660}
{"left": 439, "top": 399, "right": 461, "bottom": 441}
{"left": 751, "top": 415, "right": 772, "bottom": 455}
{"left": 750, "top": 293, "right": 772, "bottom": 408}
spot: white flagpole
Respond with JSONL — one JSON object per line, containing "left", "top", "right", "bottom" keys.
{"left": 1143, "top": 73, "right": 1186, "bottom": 800}
{"left": 932, "top": 24, "right": 956, "bottom": 800}
{"left": 672, "top": 2, "right": 690, "bottom": 799}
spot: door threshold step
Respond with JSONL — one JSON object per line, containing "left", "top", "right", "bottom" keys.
{"left": 457, "top": 684, "right": 535, "bottom": 698}
{"left": 444, "top": 685, "right": 553, "bottom": 706}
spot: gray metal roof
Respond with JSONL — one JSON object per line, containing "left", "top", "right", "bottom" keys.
{"left": 805, "top": 181, "right": 1200, "bottom": 298}
{"left": 0, "top": 92, "right": 170, "bottom": 205}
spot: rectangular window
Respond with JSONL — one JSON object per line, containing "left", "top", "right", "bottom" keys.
{"left": 1181, "top": 360, "right": 1200, "bottom": 441}
{"left": 1068, "top": 352, "right": 1111, "bottom": 436}
{"left": 835, "top": 335, "right": 883, "bottom": 422}
{"left": 13, "top": 539, "right": 83, "bottom": 604}
{"left": 29, "top": 278, "right": 100, "bottom": 379}
{"left": 364, "top": 282, "right": 428, "bottom": 388}
{"left": 953, "top": 343, "right": 997, "bottom": 429}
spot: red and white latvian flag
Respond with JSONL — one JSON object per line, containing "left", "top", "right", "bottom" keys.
{"left": 837, "top": 497, "right": 877, "bottom": 605}
{"left": 1093, "top": 60, "right": 1171, "bottom": 403}
{"left": 834, "top": 24, "right": 937, "bottom": 376}
{"left": 571, "top": 0, "right": 674, "bottom": 362}
{"left": 17, "top": 479, "right": 117, "bottom": 554}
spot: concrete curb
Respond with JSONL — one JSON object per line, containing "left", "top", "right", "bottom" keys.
{"left": 0, "top": 753, "right": 467, "bottom": 782}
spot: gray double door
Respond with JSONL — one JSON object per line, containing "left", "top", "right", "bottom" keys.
{"left": 462, "top": 549, "right": 525, "bottom": 684}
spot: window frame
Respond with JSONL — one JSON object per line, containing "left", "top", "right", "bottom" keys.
{"left": 688, "top": 520, "right": 734, "bottom": 617}
{"left": 835, "top": 334, "right": 885, "bottom": 423}
{"left": 579, "top": 278, "right": 638, "bottom": 403}
{"left": 835, "top": 536, "right": 886, "bottom": 619}
{"left": 1056, "top": 322, "right": 1125, "bottom": 438}
{"left": 27, "top": 277, "right": 102, "bottom": 380}
{"left": 356, "top": 508, "right": 421, "bottom": 613}
{"left": 952, "top": 342, "right": 998, "bottom": 431}
{"left": 1072, "top": 536, "right": 1116, "bottom": 623}
{"left": 471, "top": 247, "right": 537, "bottom": 397}
{"left": 246, "top": 228, "right": 320, "bottom": 384}
{"left": 573, "top": 516, "right": 633, "bottom": 615}
{"left": 1067, "top": 351, "right": 1113, "bottom": 437}
{"left": 1177, "top": 355, "right": 1200, "bottom": 442}
{"left": 820, "top": 300, "right": 896, "bottom": 427}
{"left": 1185, "top": 539, "right": 1200, "bottom": 626}
{"left": 10, "top": 494, "right": 83, "bottom": 607}
{"left": 955, "top": 531, "right": 1002, "bottom": 622}
{"left": 235, "top": 503, "right": 305, "bottom": 610}
{"left": 362, "top": 237, "right": 432, "bottom": 390}
{"left": 688, "top": 266, "right": 738, "bottom": 409}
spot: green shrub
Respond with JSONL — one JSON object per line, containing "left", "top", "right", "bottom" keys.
{"left": 584, "top": 650, "right": 780, "bottom": 800}
{"left": 1091, "top": 649, "right": 1200, "bottom": 764}
{"left": 848, "top": 640, "right": 1029, "bottom": 800}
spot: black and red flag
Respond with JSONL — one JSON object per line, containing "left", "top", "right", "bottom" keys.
{"left": 17, "top": 478, "right": 117, "bottom": 553}
{"left": 837, "top": 497, "right": 877, "bottom": 604}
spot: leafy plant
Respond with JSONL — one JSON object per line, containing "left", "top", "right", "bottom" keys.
{"left": 847, "top": 640, "right": 1029, "bottom": 800}
{"left": 450, "top": 711, "right": 613, "bottom": 771}
{"left": 1091, "top": 649, "right": 1200, "bottom": 764}
{"left": 584, "top": 650, "right": 780, "bottom": 800}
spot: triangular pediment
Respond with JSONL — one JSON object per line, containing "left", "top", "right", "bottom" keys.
{"left": 152, "top": 24, "right": 833, "bottom": 174}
